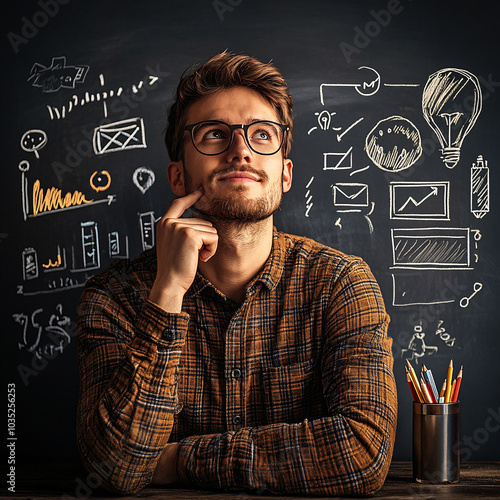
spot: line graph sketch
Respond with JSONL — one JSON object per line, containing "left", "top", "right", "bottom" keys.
{"left": 389, "top": 181, "right": 450, "bottom": 220}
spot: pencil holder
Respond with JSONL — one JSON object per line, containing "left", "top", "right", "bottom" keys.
{"left": 412, "top": 402, "right": 460, "bottom": 483}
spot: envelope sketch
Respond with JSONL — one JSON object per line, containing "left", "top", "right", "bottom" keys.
{"left": 93, "top": 117, "right": 147, "bottom": 155}
{"left": 323, "top": 147, "right": 353, "bottom": 170}
{"left": 332, "top": 183, "right": 369, "bottom": 207}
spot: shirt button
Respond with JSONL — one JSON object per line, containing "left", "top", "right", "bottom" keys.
{"left": 162, "top": 327, "right": 176, "bottom": 341}
{"left": 231, "top": 368, "right": 242, "bottom": 379}
{"left": 232, "top": 414, "right": 242, "bottom": 425}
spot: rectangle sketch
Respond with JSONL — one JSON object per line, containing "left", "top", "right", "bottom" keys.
{"left": 391, "top": 272, "right": 458, "bottom": 306}
{"left": 93, "top": 117, "right": 147, "bottom": 155}
{"left": 391, "top": 227, "right": 470, "bottom": 269}
{"left": 323, "top": 148, "right": 352, "bottom": 170}
{"left": 81, "top": 221, "right": 100, "bottom": 269}
{"left": 140, "top": 212, "right": 155, "bottom": 250}
{"left": 332, "top": 183, "right": 369, "bottom": 208}
{"left": 390, "top": 181, "right": 450, "bottom": 220}
{"left": 470, "top": 156, "right": 489, "bottom": 219}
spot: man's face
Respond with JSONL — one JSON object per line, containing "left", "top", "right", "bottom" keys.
{"left": 168, "top": 86, "right": 293, "bottom": 223}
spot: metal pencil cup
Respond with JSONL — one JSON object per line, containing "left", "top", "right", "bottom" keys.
{"left": 412, "top": 402, "right": 460, "bottom": 483}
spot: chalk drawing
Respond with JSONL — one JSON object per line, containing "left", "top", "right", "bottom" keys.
{"left": 389, "top": 181, "right": 450, "bottom": 220}
{"left": 108, "top": 232, "right": 129, "bottom": 259}
{"left": 22, "top": 247, "right": 38, "bottom": 280}
{"left": 365, "top": 116, "right": 422, "bottom": 172}
{"left": 20, "top": 130, "right": 47, "bottom": 159}
{"left": 391, "top": 228, "right": 471, "bottom": 270}
{"left": 140, "top": 212, "right": 156, "bottom": 250}
{"left": 470, "top": 155, "right": 489, "bottom": 219}
{"left": 42, "top": 246, "right": 67, "bottom": 273}
{"left": 46, "top": 71, "right": 161, "bottom": 120}
{"left": 332, "top": 183, "right": 369, "bottom": 209}
{"left": 132, "top": 167, "right": 155, "bottom": 194}
{"left": 81, "top": 221, "right": 100, "bottom": 270}
{"left": 93, "top": 117, "right": 147, "bottom": 155}
{"left": 28, "top": 56, "right": 89, "bottom": 93}
{"left": 460, "top": 282, "right": 483, "bottom": 308}
{"left": 434, "top": 320, "right": 455, "bottom": 347}
{"left": 337, "top": 117, "right": 364, "bottom": 142}
{"left": 307, "top": 110, "right": 341, "bottom": 134}
{"left": 13, "top": 304, "right": 72, "bottom": 359}
{"left": 323, "top": 148, "right": 353, "bottom": 170}
{"left": 401, "top": 324, "right": 438, "bottom": 364}
{"left": 320, "top": 66, "right": 419, "bottom": 104}
{"left": 422, "top": 68, "right": 482, "bottom": 169}
{"left": 90, "top": 171, "right": 111, "bottom": 192}
{"left": 305, "top": 176, "right": 314, "bottom": 217}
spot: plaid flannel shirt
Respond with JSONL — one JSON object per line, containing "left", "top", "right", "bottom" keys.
{"left": 76, "top": 230, "right": 397, "bottom": 495}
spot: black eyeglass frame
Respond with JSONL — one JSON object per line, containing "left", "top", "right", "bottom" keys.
{"left": 184, "top": 120, "right": 290, "bottom": 156}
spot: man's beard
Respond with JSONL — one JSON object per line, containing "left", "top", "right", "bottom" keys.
{"left": 183, "top": 163, "right": 284, "bottom": 224}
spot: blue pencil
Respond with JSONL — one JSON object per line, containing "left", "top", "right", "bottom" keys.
{"left": 422, "top": 365, "right": 439, "bottom": 403}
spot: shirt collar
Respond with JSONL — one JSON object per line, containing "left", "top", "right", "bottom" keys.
{"left": 186, "top": 228, "right": 288, "bottom": 299}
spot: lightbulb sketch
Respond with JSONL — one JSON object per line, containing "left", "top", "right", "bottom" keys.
{"left": 307, "top": 110, "right": 340, "bottom": 135}
{"left": 365, "top": 116, "right": 422, "bottom": 172}
{"left": 422, "top": 68, "right": 482, "bottom": 169}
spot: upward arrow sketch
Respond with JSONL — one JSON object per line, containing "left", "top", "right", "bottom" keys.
{"left": 398, "top": 186, "right": 439, "bottom": 212}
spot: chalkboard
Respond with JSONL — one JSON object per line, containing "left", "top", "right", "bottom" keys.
{"left": 2, "top": 0, "right": 499, "bottom": 472}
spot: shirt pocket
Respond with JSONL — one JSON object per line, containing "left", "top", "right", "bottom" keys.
{"left": 262, "top": 359, "right": 315, "bottom": 424}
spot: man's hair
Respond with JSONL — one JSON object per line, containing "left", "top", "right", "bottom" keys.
{"left": 165, "top": 51, "right": 293, "bottom": 161}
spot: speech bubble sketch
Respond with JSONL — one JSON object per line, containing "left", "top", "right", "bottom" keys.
{"left": 21, "top": 130, "right": 47, "bottom": 159}
{"left": 365, "top": 116, "right": 422, "bottom": 172}
{"left": 132, "top": 167, "right": 155, "bottom": 194}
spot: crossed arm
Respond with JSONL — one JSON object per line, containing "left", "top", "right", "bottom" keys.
{"left": 76, "top": 190, "right": 397, "bottom": 495}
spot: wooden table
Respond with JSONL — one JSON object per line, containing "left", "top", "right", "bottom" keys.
{"left": 5, "top": 462, "right": 499, "bottom": 499}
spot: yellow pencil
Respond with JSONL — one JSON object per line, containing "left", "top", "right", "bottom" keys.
{"left": 444, "top": 359, "right": 453, "bottom": 403}
{"left": 406, "top": 360, "right": 425, "bottom": 403}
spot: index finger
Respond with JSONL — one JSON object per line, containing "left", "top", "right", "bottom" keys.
{"left": 164, "top": 188, "right": 204, "bottom": 219}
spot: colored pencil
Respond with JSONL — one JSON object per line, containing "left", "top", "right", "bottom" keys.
{"left": 406, "top": 369, "right": 418, "bottom": 402}
{"left": 444, "top": 359, "right": 453, "bottom": 403}
{"left": 420, "top": 377, "right": 434, "bottom": 403}
{"left": 406, "top": 360, "right": 425, "bottom": 402}
{"left": 422, "top": 365, "right": 439, "bottom": 402}
{"left": 452, "top": 366, "right": 463, "bottom": 402}
{"left": 439, "top": 379, "right": 446, "bottom": 403}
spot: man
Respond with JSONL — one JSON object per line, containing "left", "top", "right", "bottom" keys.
{"left": 76, "top": 51, "right": 397, "bottom": 496}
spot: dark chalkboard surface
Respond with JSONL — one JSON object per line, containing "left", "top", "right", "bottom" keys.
{"left": 2, "top": 0, "right": 499, "bottom": 470}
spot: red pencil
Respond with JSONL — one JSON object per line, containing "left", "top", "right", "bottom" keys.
{"left": 406, "top": 368, "right": 418, "bottom": 402}
{"left": 452, "top": 366, "right": 463, "bottom": 402}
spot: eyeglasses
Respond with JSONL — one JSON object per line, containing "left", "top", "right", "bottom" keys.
{"left": 184, "top": 120, "right": 289, "bottom": 156}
